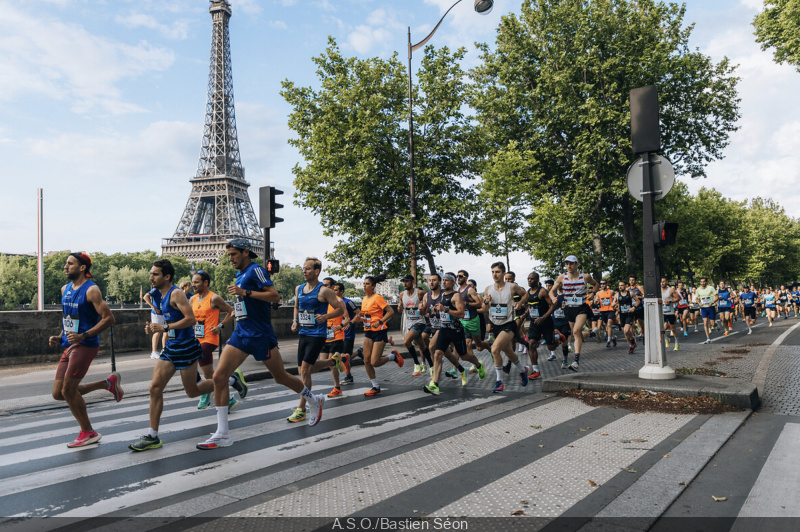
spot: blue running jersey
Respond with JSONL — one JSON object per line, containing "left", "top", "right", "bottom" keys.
{"left": 297, "top": 282, "right": 328, "bottom": 338}
{"left": 234, "top": 262, "right": 275, "bottom": 338}
{"left": 60, "top": 280, "right": 100, "bottom": 348}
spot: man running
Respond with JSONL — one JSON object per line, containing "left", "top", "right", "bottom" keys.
{"left": 504, "top": 271, "right": 528, "bottom": 357}
{"left": 717, "top": 281, "right": 734, "bottom": 335}
{"left": 740, "top": 285, "right": 757, "bottom": 334}
{"left": 549, "top": 288, "right": 572, "bottom": 366}
{"left": 398, "top": 274, "right": 433, "bottom": 376}
{"left": 484, "top": 262, "right": 529, "bottom": 392}
{"left": 143, "top": 286, "right": 166, "bottom": 360}
{"left": 596, "top": 279, "right": 618, "bottom": 348}
{"left": 49, "top": 252, "right": 119, "bottom": 447}
{"left": 458, "top": 269, "right": 491, "bottom": 356}
{"left": 675, "top": 281, "right": 691, "bottom": 337}
{"left": 525, "top": 272, "right": 558, "bottom": 379}
{"left": 629, "top": 275, "right": 645, "bottom": 341}
{"left": 323, "top": 279, "right": 354, "bottom": 396}
{"left": 696, "top": 277, "right": 718, "bottom": 344}
{"left": 196, "top": 240, "right": 326, "bottom": 450}
{"left": 423, "top": 273, "right": 486, "bottom": 395}
{"left": 617, "top": 280, "right": 639, "bottom": 353}
{"left": 287, "top": 259, "right": 344, "bottom": 422}
{"left": 191, "top": 270, "right": 236, "bottom": 410}
{"left": 660, "top": 277, "right": 681, "bottom": 351}
{"left": 337, "top": 282, "right": 360, "bottom": 385}
{"left": 131, "top": 259, "right": 228, "bottom": 451}
{"left": 549, "top": 256, "right": 600, "bottom": 371}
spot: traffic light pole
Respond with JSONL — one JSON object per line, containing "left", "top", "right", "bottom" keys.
{"left": 639, "top": 152, "right": 675, "bottom": 380}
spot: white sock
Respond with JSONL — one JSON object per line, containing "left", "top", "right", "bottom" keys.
{"left": 370, "top": 379, "right": 380, "bottom": 389}
{"left": 532, "top": 365, "right": 539, "bottom": 373}
{"left": 301, "top": 386, "right": 313, "bottom": 399}
{"left": 216, "top": 406, "right": 229, "bottom": 435}
{"left": 550, "top": 351, "right": 556, "bottom": 356}
{"left": 387, "top": 352, "right": 396, "bottom": 361}
{"left": 148, "top": 428, "right": 158, "bottom": 438}
{"left": 495, "top": 366, "right": 503, "bottom": 380}
{"left": 513, "top": 360, "right": 524, "bottom": 372}
{"left": 228, "top": 376, "right": 235, "bottom": 386}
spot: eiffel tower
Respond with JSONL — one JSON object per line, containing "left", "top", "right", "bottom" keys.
{"left": 162, "top": 0, "right": 263, "bottom": 265}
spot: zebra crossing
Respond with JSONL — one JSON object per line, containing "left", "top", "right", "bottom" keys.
{"left": 0, "top": 369, "right": 761, "bottom": 528}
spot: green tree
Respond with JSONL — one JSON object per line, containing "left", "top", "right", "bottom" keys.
{"left": 471, "top": 0, "right": 740, "bottom": 278}
{"left": 0, "top": 255, "right": 37, "bottom": 309}
{"left": 269, "top": 264, "right": 304, "bottom": 302}
{"left": 754, "top": 0, "right": 800, "bottom": 71}
{"left": 282, "top": 38, "right": 481, "bottom": 278}
{"left": 106, "top": 266, "right": 151, "bottom": 303}
{"left": 211, "top": 256, "right": 236, "bottom": 298}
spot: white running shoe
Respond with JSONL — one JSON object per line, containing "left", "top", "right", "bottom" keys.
{"left": 196, "top": 432, "right": 233, "bottom": 450}
{"left": 150, "top": 352, "right": 160, "bottom": 360}
{"left": 307, "top": 394, "right": 325, "bottom": 427}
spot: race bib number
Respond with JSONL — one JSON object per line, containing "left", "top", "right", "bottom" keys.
{"left": 662, "top": 304, "right": 672, "bottom": 313}
{"left": 327, "top": 328, "right": 335, "bottom": 340}
{"left": 553, "top": 309, "right": 565, "bottom": 319}
{"left": 299, "top": 311, "right": 315, "bottom": 327}
{"left": 440, "top": 310, "right": 452, "bottom": 324}
{"left": 528, "top": 307, "right": 540, "bottom": 318}
{"left": 678, "top": 298, "right": 687, "bottom": 306}
{"left": 719, "top": 301, "right": 730, "bottom": 308}
{"left": 166, "top": 322, "right": 176, "bottom": 339}
{"left": 701, "top": 297, "right": 711, "bottom": 306}
{"left": 62, "top": 315, "right": 79, "bottom": 334}
{"left": 234, "top": 298, "right": 248, "bottom": 319}
{"left": 621, "top": 305, "right": 631, "bottom": 313}
{"left": 601, "top": 298, "right": 611, "bottom": 306}
{"left": 194, "top": 322, "right": 205, "bottom": 338}
{"left": 565, "top": 296, "right": 583, "bottom": 307}
{"left": 362, "top": 314, "right": 371, "bottom": 327}
{"left": 405, "top": 307, "right": 420, "bottom": 319}
{"left": 490, "top": 304, "right": 508, "bottom": 319}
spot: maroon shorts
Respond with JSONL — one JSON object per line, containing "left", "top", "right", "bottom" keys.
{"left": 199, "top": 342, "right": 218, "bottom": 367}
{"left": 55, "top": 344, "right": 100, "bottom": 381}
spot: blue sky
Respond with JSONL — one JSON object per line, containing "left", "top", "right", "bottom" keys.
{"left": 1, "top": 0, "right": 798, "bottom": 287}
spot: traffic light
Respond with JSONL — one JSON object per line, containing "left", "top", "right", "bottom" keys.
{"left": 653, "top": 221, "right": 678, "bottom": 247}
{"left": 266, "top": 259, "right": 280, "bottom": 274}
{"left": 258, "top": 186, "right": 284, "bottom": 229}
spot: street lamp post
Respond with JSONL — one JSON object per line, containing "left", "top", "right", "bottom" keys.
{"left": 407, "top": 0, "right": 493, "bottom": 282}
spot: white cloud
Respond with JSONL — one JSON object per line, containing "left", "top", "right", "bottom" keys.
{"left": 235, "top": 0, "right": 263, "bottom": 16}
{"left": 115, "top": 12, "right": 190, "bottom": 40}
{"left": 345, "top": 8, "right": 403, "bottom": 54}
{"left": 0, "top": 2, "right": 174, "bottom": 115}
{"left": 268, "top": 20, "right": 289, "bottom": 30}
{"left": 739, "top": 0, "right": 763, "bottom": 11}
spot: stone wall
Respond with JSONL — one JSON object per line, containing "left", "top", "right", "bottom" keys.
{"left": 0, "top": 305, "right": 401, "bottom": 365}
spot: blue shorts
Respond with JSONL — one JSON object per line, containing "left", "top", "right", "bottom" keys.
{"left": 227, "top": 329, "right": 277, "bottom": 361}
{"left": 700, "top": 307, "right": 716, "bottom": 320}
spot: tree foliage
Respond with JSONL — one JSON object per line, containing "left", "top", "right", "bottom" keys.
{"left": 281, "top": 38, "right": 482, "bottom": 278}
{"left": 754, "top": 0, "right": 800, "bottom": 71}
{"left": 0, "top": 255, "right": 37, "bottom": 310}
{"left": 471, "top": 0, "right": 740, "bottom": 277}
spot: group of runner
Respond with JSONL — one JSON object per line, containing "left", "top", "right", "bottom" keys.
{"left": 50, "top": 246, "right": 797, "bottom": 450}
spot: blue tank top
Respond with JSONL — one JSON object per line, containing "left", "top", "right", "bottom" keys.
{"left": 741, "top": 292, "right": 756, "bottom": 307}
{"left": 343, "top": 298, "right": 358, "bottom": 340}
{"left": 161, "top": 286, "right": 194, "bottom": 345}
{"left": 718, "top": 289, "right": 731, "bottom": 308}
{"left": 765, "top": 293, "right": 775, "bottom": 307}
{"left": 61, "top": 280, "right": 100, "bottom": 348}
{"left": 298, "top": 282, "right": 328, "bottom": 337}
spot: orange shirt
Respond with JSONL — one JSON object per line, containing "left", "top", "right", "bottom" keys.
{"left": 191, "top": 291, "right": 220, "bottom": 345}
{"left": 598, "top": 289, "right": 614, "bottom": 311}
{"left": 327, "top": 299, "right": 345, "bottom": 342}
{"left": 361, "top": 293, "right": 388, "bottom": 331}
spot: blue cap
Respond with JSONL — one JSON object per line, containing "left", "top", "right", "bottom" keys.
{"left": 226, "top": 238, "right": 259, "bottom": 259}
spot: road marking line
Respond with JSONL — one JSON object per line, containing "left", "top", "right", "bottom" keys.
{"left": 752, "top": 321, "right": 800, "bottom": 396}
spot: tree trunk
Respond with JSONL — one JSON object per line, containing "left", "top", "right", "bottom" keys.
{"left": 621, "top": 195, "right": 638, "bottom": 276}
{"left": 420, "top": 241, "right": 437, "bottom": 277}
{"left": 591, "top": 232, "right": 603, "bottom": 280}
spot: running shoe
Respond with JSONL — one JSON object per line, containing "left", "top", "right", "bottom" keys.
{"left": 769, "top": 323, "right": 773, "bottom": 327}
{"left": 388, "top": 336, "right": 394, "bottom": 346}
{"left": 331, "top": 353, "right": 345, "bottom": 372}
{"left": 356, "top": 347, "right": 364, "bottom": 359}
{"left": 445, "top": 369, "right": 458, "bottom": 379}
{"left": 307, "top": 394, "right": 325, "bottom": 426}
{"left": 106, "top": 373, "right": 123, "bottom": 402}
{"left": 665, "top": 339, "right": 670, "bottom": 348}
{"left": 419, "top": 363, "right": 428, "bottom": 374}
{"left": 196, "top": 432, "right": 233, "bottom": 450}
{"left": 287, "top": 407, "right": 306, "bottom": 422}
{"left": 611, "top": 336, "right": 617, "bottom": 347}
{"left": 67, "top": 430, "right": 101, "bottom": 448}
{"left": 341, "top": 354, "right": 350, "bottom": 374}
{"left": 129, "top": 434, "right": 161, "bottom": 452}
{"left": 561, "top": 360, "right": 568, "bottom": 370}
{"left": 568, "top": 343, "right": 574, "bottom": 352}
{"left": 327, "top": 387, "right": 342, "bottom": 398}
{"left": 392, "top": 350, "right": 404, "bottom": 368}
{"left": 342, "top": 373, "right": 354, "bottom": 385}
{"left": 230, "top": 368, "right": 248, "bottom": 399}
{"left": 529, "top": 369, "right": 541, "bottom": 380}
{"left": 703, "top": 338, "right": 712, "bottom": 344}
{"left": 468, "top": 366, "right": 477, "bottom": 374}
{"left": 723, "top": 330, "right": 729, "bottom": 336}
{"left": 364, "top": 387, "right": 381, "bottom": 397}
{"left": 568, "top": 361, "right": 579, "bottom": 372}
{"left": 197, "top": 392, "right": 212, "bottom": 410}
{"left": 150, "top": 352, "right": 160, "bottom": 360}
{"left": 632, "top": 340, "right": 637, "bottom": 352}
{"left": 423, "top": 382, "right": 440, "bottom": 396}
{"left": 520, "top": 366, "right": 530, "bottom": 387}
{"left": 228, "top": 394, "right": 239, "bottom": 413}
{"left": 605, "top": 341, "right": 611, "bottom": 348}
{"left": 593, "top": 330, "right": 602, "bottom": 343}
{"left": 683, "top": 330, "right": 688, "bottom": 337}
{"left": 547, "top": 353, "right": 557, "bottom": 361}
{"left": 502, "top": 361, "right": 512, "bottom": 374}
{"left": 476, "top": 362, "right": 487, "bottom": 381}
{"left": 747, "top": 329, "right": 752, "bottom": 335}
{"left": 412, "top": 364, "right": 421, "bottom": 375}
{"left": 674, "top": 344, "right": 680, "bottom": 351}
{"left": 492, "top": 381, "right": 505, "bottom": 393}
{"left": 460, "top": 369, "right": 468, "bottom": 386}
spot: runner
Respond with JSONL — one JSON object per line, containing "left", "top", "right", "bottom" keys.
{"left": 504, "top": 271, "right": 528, "bottom": 357}
{"left": 194, "top": 239, "right": 326, "bottom": 450}
{"left": 337, "top": 282, "right": 360, "bottom": 385}
{"left": 131, "top": 259, "right": 223, "bottom": 451}
{"left": 717, "top": 281, "right": 734, "bottom": 335}
{"left": 191, "top": 270, "right": 236, "bottom": 410}
{"left": 360, "top": 275, "right": 402, "bottom": 397}
{"left": 629, "top": 275, "right": 646, "bottom": 341}
{"left": 458, "top": 269, "right": 492, "bottom": 357}
{"left": 675, "top": 281, "right": 691, "bottom": 337}
{"left": 549, "top": 256, "right": 600, "bottom": 371}
{"left": 696, "top": 277, "right": 718, "bottom": 344}
{"left": 590, "top": 294, "right": 603, "bottom": 340}
{"left": 49, "top": 252, "right": 120, "bottom": 447}
{"left": 484, "top": 262, "right": 530, "bottom": 391}
{"left": 778, "top": 285, "right": 790, "bottom": 320}
{"left": 763, "top": 287, "right": 777, "bottom": 326}
{"left": 661, "top": 277, "right": 681, "bottom": 351}
{"left": 398, "top": 274, "right": 433, "bottom": 377}
{"left": 143, "top": 285, "right": 166, "bottom": 360}
{"left": 180, "top": 281, "right": 194, "bottom": 300}
{"left": 287, "top": 258, "right": 345, "bottom": 422}
{"left": 423, "top": 273, "right": 486, "bottom": 395}
{"left": 740, "top": 285, "right": 757, "bottom": 334}
{"left": 689, "top": 286, "right": 700, "bottom": 332}
{"left": 617, "top": 280, "right": 639, "bottom": 354}
{"left": 596, "top": 279, "right": 618, "bottom": 348}
{"left": 525, "top": 272, "right": 558, "bottom": 379}
{"left": 319, "top": 278, "right": 351, "bottom": 399}
{"left": 549, "top": 288, "right": 572, "bottom": 366}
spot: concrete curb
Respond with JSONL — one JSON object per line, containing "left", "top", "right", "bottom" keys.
{"left": 542, "top": 372, "right": 759, "bottom": 410}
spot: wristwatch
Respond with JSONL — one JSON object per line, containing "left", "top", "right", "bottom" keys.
{"left": 246, "top": 289, "right": 252, "bottom": 297}
{"left": 164, "top": 323, "right": 169, "bottom": 331}
{"left": 82, "top": 332, "right": 89, "bottom": 340}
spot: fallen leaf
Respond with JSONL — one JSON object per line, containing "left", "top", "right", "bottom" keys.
{"left": 663, "top": 454, "right": 670, "bottom": 458}
{"left": 531, "top": 425, "right": 542, "bottom": 429}
{"left": 588, "top": 480, "right": 598, "bottom": 487}
{"left": 579, "top": 429, "right": 586, "bottom": 432}
{"left": 678, "top": 481, "right": 686, "bottom": 486}
{"left": 631, "top": 439, "right": 648, "bottom": 443}
{"left": 620, "top": 439, "right": 632, "bottom": 443}
{"left": 521, "top": 500, "right": 529, "bottom": 504}
{"left": 567, "top": 445, "right": 574, "bottom": 448}
{"left": 712, "top": 496, "right": 727, "bottom": 502}
{"left": 619, "top": 394, "right": 631, "bottom": 399}
{"left": 511, "top": 510, "right": 525, "bottom": 516}
{"left": 621, "top": 467, "right": 637, "bottom": 473}
{"left": 539, "top": 445, "right": 544, "bottom": 448}
{"left": 601, "top": 433, "right": 609, "bottom": 436}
